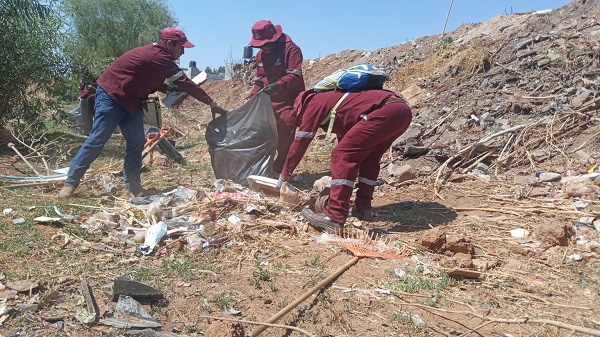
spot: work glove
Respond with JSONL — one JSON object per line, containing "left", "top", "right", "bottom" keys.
{"left": 276, "top": 175, "right": 296, "bottom": 191}
{"left": 262, "top": 82, "right": 280, "bottom": 95}
{"left": 167, "top": 85, "right": 181, "bottom": 94}
{"left": 275, "top": 176, "right": 287, "bottom": 190}
{"left": 210, "top": 102, "right": 228, "bottom": 116}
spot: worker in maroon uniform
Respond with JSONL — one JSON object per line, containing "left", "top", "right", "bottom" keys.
{"left": 277, "top": 89, "right": 412, "bottom": 233}
{"left": 248, "top": 20, "right": 305, "bottom": 175}
{"left": 59, "top": 27, "right": 227, "bottom": 198}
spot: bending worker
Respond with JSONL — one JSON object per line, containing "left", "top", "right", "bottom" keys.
{"left": 277, "top": 89, "right": 412, "bottom": 233}
{"left": 248, "top": 20, "right": 305, "bottom": 175}
{"left": 59, "top": 27, "right": 227, "bottom": 198}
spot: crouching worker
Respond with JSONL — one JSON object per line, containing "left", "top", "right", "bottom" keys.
{"left": 59, "top": 27, "right": 228, "bottom": 198}
{"left": 276, "top": 89, "right": 412, "bottom": 233}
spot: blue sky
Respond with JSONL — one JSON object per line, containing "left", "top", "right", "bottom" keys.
{"left": 167, "top": 0, "right": 572, "bottom": 71}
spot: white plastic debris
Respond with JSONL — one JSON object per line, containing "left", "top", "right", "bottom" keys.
{"left": 34, "top": 216, "right": 62, "bottom": 223}
{"left": 509, "top": 228, "right": 530, "bottom": 238}
{"left": 394, "top": 268, "right": 406, "bottom": 277}
{"left": 567, "top": 254, "right": 583, "bottom": 262}
{"left": 138, "top": 221, "right": 167, "bottom": 255}
{"left": 228, "top": 214, "right": 241, "bottom": 225}
{"left": 2, "top": 208, "right": 13, "bottom": 215}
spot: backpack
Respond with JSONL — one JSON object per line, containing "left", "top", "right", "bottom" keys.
{"left": 314, "top": 64, "right": 389, "bottom": 137}
{"left": 314, "top": 63, "right": 389, "bottom": 93}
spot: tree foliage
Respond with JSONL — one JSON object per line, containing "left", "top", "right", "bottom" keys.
{"left": 62, "top": 0, "right": 177, "bottom": 72}
{"left": 0, "top": 0, "right": 68, "bottom": 132}
{"left": 205, "top": 66, "right": 226, "bottom": 74}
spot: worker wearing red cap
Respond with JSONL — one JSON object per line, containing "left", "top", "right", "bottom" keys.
{"left": 248, "top": 20, "right": 305, "bottom": 175}
{"left": 59, "top": 27, "right": 227, "bottom": 198}
{"left": 277, "top": 89, "right": 412, "bottom": 233}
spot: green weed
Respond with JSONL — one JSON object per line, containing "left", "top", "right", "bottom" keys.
{"left": 387, "top": 268, "right": 454, "bottom": 293}
{"left": 304, "top": 255, "right": 325, "bottom": 268}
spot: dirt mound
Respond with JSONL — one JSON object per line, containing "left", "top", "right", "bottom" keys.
{"left": 1, "top": 1, "right": 600, "bottom": 337}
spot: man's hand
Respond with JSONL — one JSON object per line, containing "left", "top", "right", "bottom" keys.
{"left": 276, "top": 175, "right": 296, "bottom": 191}
{"left": 167, "top": 85, "right": 181, "bottom": 94}
{"left": 275, "top": 176, "right": 287, "bottom": 190}
{"left": 262, "top": 82, "right": 280, "bottom": 95}
{"left": 210, "top": 102, "right": 228, "bottom": 116}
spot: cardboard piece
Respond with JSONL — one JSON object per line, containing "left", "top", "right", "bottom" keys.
{"left": 247, "top": 175, "right": 279, "bottom": 196}
{"left": 162, "top": 71, "right": 208, "bottom": 107}
{"left": 401, "top": 84, "right": 426, "bottom": 106}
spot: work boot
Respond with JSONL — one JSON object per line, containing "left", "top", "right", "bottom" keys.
{"left": 301, "top": 208, "right": 344, "bottom": 234}
{"left": 351, "top": 207, "right": 375, "bottom": 221}
{"left": 130, "top": 187, "right": 160, "bottom": 197}
{"left": 58, "top": 184, "right": 76, "bottom": 198}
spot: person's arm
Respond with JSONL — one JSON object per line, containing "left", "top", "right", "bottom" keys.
{"left": 277, "top": 44, "right": 303, "bottom": 92}
{"left": 280, "top": 102, "right": 327, "bottom": 180}
{"left": 171, "top": 71, "right": 214, "bottom": 106}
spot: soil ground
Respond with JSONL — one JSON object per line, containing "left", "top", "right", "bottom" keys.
{"left": 1, "top": 1, "right": 600, "bottom": 336}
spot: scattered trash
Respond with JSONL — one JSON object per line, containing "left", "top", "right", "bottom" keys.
{"left": 509, "top": 228, "right": 530, "bottom": 238}
{"left": 111, "top": 277, "right": 164, "bottom": 302}
{"left": 2, "top": 208, "right": 13, "bottom": 215}
{"left": 186, "top": 235, "right": 204, "bottom": 252}
{"left": 400, "top": 312, "right": 426, "bottom": 327}
{"left": 138, "top": 222, "right": 167, "bottom": 256}
{"left": 33, "top": 216, "right": 62, "bottom": 223}
{"left": 228, "top": 214, "right": 241, "bottom": 226}
{"left": 12, "top": 218, "right": 25, "bottom": 225}
{"left": 567, "top": 254, "right": 584, "bottom": 262}
{"left": 101, "top": 294, "right": 163, "bottom": 329}
{"left": 202, "top": 233, "right": 230, "bottom": 249}
{"left": 394, "top": 268, "right": 406, "bottom": 277}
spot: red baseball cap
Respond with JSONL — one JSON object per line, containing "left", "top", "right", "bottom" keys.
{"left": 249, "top": 20, "right": 282, "bottom": 47}
{"left": 161, "top": 27, "right": 194, "bottom": 48}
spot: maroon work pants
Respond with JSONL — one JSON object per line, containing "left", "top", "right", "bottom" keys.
{"left": 273, "top": 104, "right": 297, "bottom": 174}
{"left": 324, "top": 102, "right": 412, "bottom": 223}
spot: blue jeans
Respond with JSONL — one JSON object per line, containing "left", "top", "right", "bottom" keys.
{"left": 65, "top": 86, "right": 145, "bottom": 192}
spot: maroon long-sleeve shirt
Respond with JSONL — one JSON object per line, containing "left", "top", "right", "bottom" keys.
{"left": 97, "top": 40, "right": 213, "bottom": 113}
{"left": 281, "top": 89, "right": 399, "bottom": 179}
{"left": 250, "top": 34, "right": 305, "bottom": 111}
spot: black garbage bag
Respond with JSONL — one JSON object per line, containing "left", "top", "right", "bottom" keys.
{"left": 205, "top": 93, "right": 278, "bottom": 185}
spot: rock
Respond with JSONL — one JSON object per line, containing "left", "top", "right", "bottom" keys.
{"left": 472, "top": 259, "right": 497, "bottom": 271}
{"left": 5, "top": 280, "right": 39, "bottom": 293}
{"left": 504, "top": 258, "right": 529, "bottom": 271}
{"left": 575, "top": 150, "right": 591, "bottom": 161}
{"left": 16, "top": 304, "right": 39, "bottom": 312}
{"left": 418, "top": 229, "right": 446, "bottom": 253}
{"left": 387, "top": 164, "right": 416, "bottom": 184}
{"left": 534, "top": 221, "right": 572, "bottom": 246}
{"left": 564, "top": 181, "right": 599, "bottom": 197}
{"left": 445, "top": 235, "right": 475, "bottom": 255}
{"left": 451, "top": 253, "right": 474, "bottom": 268}
{"left": 571, "top": 91, "right": 591, "bottom": 108}
{"left": 538, "top": 172, "right": 562, "bottom": 182}
{"left": 529, "top": 187, "right": 549, "bottom": 197}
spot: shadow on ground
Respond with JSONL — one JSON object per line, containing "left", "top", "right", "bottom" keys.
{"left": 372, "top": 200, "right": 457, "bottom": 232}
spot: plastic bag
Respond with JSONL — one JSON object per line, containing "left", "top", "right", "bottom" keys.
{"left": 68, "top": 101, "right": 83, "bottom": 135}
{"left": 205, "top": 93, "right": 278, "bottom": 185}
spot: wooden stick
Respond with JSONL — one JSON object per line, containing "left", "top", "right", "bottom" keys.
{"left": 8, "top": 142, "right": 41, "bottom": 176}
{"left": 249, "top": 257, "right": 360, "bottom": 337}
{"left": 197, "top": 315, "right": 315, "bottom": 337}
